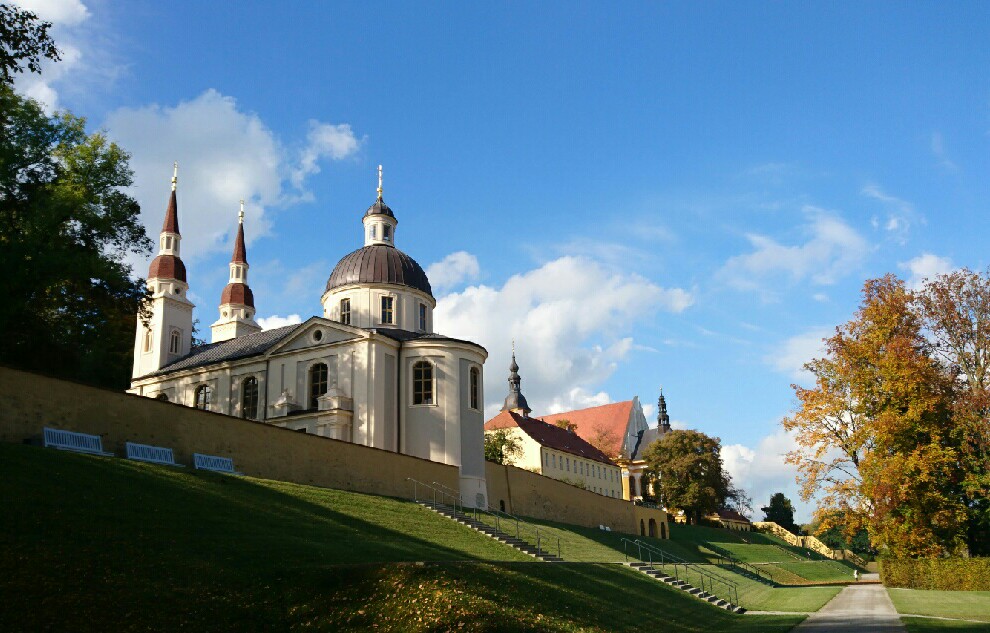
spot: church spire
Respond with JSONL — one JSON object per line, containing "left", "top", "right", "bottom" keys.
{"left": 231, "top": 200, "right": 247, "bottom": 264}
{"left": 162, "top": 162, "right": 180, "bottom": 235}
{"left": 657, "top": 386, "right": 671, "bottom": 433}
{"left": 363, "top": 163, "right": 398, "bottom": 247}
{"left": 501, "top": 346, "right": 531, "bottom": 416}
{"left": 211, "top": 200, "right": 260, "bottom": 343}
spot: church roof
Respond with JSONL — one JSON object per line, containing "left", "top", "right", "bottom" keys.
{"left": 148, "top": 254, "right": 186, "bottom": 282}
{"left": 231, "top": 221, "right": 247, "bottom": 264}
{"left": 140, "top": 323, "right": 303, "bottom": 378}
{"left": 485, "top": 410, "right": 616, "bottom": 465}
{"left": 364, "top": 198, "right": 395, "bottom": 219}
{"left": 372, "top": 328, "right": 487, "bottom": 351}
{"left": 162, "top": 190, "right": 179, "bottom": 233}
{"left": 220, "top": 283, "right": 254, "bottom": 308}
{"left": 325, "top": 244, "right": 433, "bottom": 298}
{"left": 715, "top": 508, "right": 751, "bottom": 524}
{"left": 539, "top": 401, "right": 635, "bottom": 459}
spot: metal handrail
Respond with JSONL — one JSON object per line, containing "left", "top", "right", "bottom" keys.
{"left": 621, "top": 538, "right": 740, "bottom": 606}
{"left": 702, "top": 542, "right": 775, "bottom": 583}
{"left": 406, "top": 477, "right": 460, "bottom": 512}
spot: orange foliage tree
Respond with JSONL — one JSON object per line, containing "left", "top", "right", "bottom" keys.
{"left": 783, "top": 275, "right": 969, "bottom": 557}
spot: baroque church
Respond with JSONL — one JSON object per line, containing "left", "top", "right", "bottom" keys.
{"left": 128, "top": 166, "right": 490, "bottom": 506}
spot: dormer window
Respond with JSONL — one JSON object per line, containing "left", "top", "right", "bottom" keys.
{"left": 383, "top": 224, "right": 391, "bottom": 242}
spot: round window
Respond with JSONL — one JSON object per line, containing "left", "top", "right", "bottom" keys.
{"left": 222, "top": 310, "right": 228, "bottom": 317}
{"left": 174, "top": 288, "right": 181, "bottom": 294}
{"left": 313, "top": 330, "right": 324, "bottom": 342}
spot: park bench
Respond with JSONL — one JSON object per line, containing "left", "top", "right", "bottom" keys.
{"left": 43, "top": 427, "right": 113, "bottom": 456}
{"left": 125, "top": 442, "right": 183, "bottom": 466}
{"left": 193, "top": 453, "right": 241, "bottom": 475}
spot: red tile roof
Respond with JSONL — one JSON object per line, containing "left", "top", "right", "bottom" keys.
{"left": 715, "top": 508, "right": 751, "bottom": 523}
{"left": 538, "top": 401, "right": 634, "bottom": 458}
{"left": 485, "top": 410, "right": 616, "bottom": 465}
{"left": 148, "top": 254, "right": 186, "bottom": 282}
{"left": 220, "top": 283, "right": 255, "bottom": 308}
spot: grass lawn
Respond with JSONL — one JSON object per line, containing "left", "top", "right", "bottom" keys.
{"left": 773, "top": 560, "right": 859, "bottom": 583}
{"left": 901, "top": 618, "right": 990, "bottom": 632}
{"left": 888, "top": 588, "right": 990, "bottom": 623}
{"left": 0, "top": 444, "right": 805, "bottom": 632}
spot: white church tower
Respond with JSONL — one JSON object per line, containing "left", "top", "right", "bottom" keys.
{"left": 211, "top": 201, "right": 261, "bottom": 342}
{"left": 132, "top": 163, "right": 195, "bottom": 378}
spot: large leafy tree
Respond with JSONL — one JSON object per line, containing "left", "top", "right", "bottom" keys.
{"left": 915, "top": 269, "right": 990, "bottom": 555}
{"left": 783, "top": 275, "right": 969, "bottom": 557}
{"left": 484, "top": 430, "right": 522, "bottom": 465}
{"left": 642, "top": 429, "right": 731, "bottom": 524}
{"left": 0, "top": 84, "right": 150, "bottom": 387}
{"left": 761, "top": 492, "right": 799, "bottom": 534}
{"left": 0, "top": 3, "right": 60, "bottom": 85}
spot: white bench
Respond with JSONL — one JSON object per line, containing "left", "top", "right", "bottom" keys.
{"left": 125, "top": 442, "right": 183, "bottom": 466}
{"left": 43, "top": 427, "right": 113, "bottom": 456}
{"left": 193, "top": 453, "right": 241, "bottom": 475}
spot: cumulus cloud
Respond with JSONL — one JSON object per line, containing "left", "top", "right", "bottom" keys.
{"left": 291, "top": 121, "right": 362, "bottom": 189}
{"left": 719, "top": 211, "right": 868, "bottom": 296}
{"left": 722, "top": 430, "right": 814, "bottom": 523}
{"left": 899, "top": 253, "right": 954, "bottom": 290}
{"left": 434, "top": 256, "right": 693, "bottom": 418}
{"left": 426, "top": 251, "right": 481, "bottom": 294}
{"left": 104, "top": 90, "right": 360, "bottom": 270}
{"left": 257, "top": 314, "right": 303, "bottom": 330}
{"left": 767, "top": 327, "right": 831, "bottom": 384}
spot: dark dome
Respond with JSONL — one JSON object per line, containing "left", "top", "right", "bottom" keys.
{"left": 325, "top": 245, "right": 432, "bottom": 297}
{"left": 364, "top": 198, "right": 395, "bottom": 219}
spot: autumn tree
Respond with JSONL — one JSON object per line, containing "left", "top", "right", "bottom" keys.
{"left": 587, "top": 422, "right": 620, "bottom": 458}
{"left": 915, "top": 268, "right": 990, "bottom": 554}
{"left": 642, "top": 429, "right": 731, "bottom": 524}
{"left": 783, "top": 275, "right": 969, "bottom": 557}
{"left": 484, "top": 430, "right": 522, "bottom": 465}
{"left": 761, "top": 492, "right": 799, "bottom": 534}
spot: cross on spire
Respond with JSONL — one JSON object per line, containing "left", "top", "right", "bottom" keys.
{"left": 239, "top": 199, "right": 245, "bottom": 224}
{"left": 171, "top": 161, "right": 178, "bottom": 191}
{"left": 377, "top": 164, "right": 383, "bottom": 200}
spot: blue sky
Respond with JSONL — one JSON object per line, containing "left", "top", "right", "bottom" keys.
{"left": 16, "top": 0, "right": 990, "bottom": 521}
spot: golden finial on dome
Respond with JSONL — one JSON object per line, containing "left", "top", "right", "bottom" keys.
{"left": 377, "top": 164, "right": 383, "bottom": 200}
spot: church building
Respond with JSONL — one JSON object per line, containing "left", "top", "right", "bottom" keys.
{"left": 128, "top": 165, "right": 490, "bottom": 507}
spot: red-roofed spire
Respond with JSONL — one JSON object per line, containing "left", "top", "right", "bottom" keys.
{"left": 231, "top": 200, "right": 247, "bottom": 264}
{"left": 161, "top": 162, "right": 180, "bottom": 234}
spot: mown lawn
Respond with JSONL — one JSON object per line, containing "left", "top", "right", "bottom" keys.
{"left": 888, "top": 588, "right": 990, "bottom": 623}
{"left": 901, "top": 618, "right": 990, "bottom": 633}
{"left": 0, "top": 444, "right": 805, "bottom": 632}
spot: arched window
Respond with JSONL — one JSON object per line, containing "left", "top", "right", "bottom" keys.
{"left": 339, "top": 298, "right": 351, "bottom": 325}
{"left": 155, "top": 393, "right": 169, "bottom": 402}
{"left": 649, "top": 519, "right": 658, "bottom": 538}
{"left": 309, "top": 363, "right": 328, "bottom": 409}
{"left": 412, "top": 360, "right": 433, "bottom": 405}
{"left": 169, "top": 329, "right": 181, "bottom": 354}
{"left": 640, "top": 519, "right": 646, "bottom": 536}
{"left": 660, "top": 522, "right": 667, "bottom": 540}
{"left": 469, "top": 366, "right": 480, "bottom": 410}
{"left": 194, "top": 385, "right": 212, "bottom": 410}
{"left": 380, "top": 296, "right": 394, "bottom": 325}
{"left": 242, "top": 377, "right": 259, "bottom": 419}
{"left": 418, "top": 303, "right": 427, "bottom": 331}
{"left": 383, "top": 224, "right": 392, "bottom": 242}
{"left": 143, "top": 329, "right": 152, "bottom": 353}
{"left": 629, "top": 476, "right": 637, "bottom": 498}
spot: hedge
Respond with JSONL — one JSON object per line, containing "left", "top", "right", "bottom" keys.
{"left": 880, "top": 557, "right": 990, "bottom": 590}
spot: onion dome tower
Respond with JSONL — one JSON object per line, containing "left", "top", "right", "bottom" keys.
{"left": 132, "top": 163, "right": 195, "bottom": 378}
{"left": 657, "top": 387, "right": 672, "bottom": 434}
{"left": 321, "top": 165, "right": 435, "bottom": 331}
{"left": 211, "top": 200, "right": 261, "bottom": 342}
{"left": 501, "top": 347, "right": 532, "bottom": 416}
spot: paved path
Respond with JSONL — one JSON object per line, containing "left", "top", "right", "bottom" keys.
{"left": 791, "top": 581, "right": 906, "bottom": 633}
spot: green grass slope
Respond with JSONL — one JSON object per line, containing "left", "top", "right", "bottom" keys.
{"left": 888, "top": 588, "right": 990, "bottom": 623}
{"left": 0, "top": 444, "right": 804, "bottom": 632}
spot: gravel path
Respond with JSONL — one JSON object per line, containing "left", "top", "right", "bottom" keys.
{"left": 790, "top": 581, "right": 906, "bottom": 633}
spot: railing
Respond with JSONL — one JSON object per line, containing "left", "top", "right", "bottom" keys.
{"left": 702, "top": 542, "right": 775, "bottom": 584}
{"left": 407, "top": 478, "right": 561, "bottom": 559}
{"left": 622, "top": 538, "right": 740, "bottom": 606}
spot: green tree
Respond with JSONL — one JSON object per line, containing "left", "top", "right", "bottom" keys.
{"left": 484, "top": 429, "right": 522, "bottom": 465}
{"left": 761, "top": 492, "right": 799, "bottom": 534}
{"left": 642, "top": 429, "right": 730, "bottom": 524}
{"left": 0, "top": 84, "right": 151, "bottom": 388}
{"left": 0, "top": 3, "right": 60, "bottom": 86}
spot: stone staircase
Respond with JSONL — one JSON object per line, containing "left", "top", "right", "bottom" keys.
{"left": 626, "top": 562, "right": 746, "bottom": 614}
{"left": 418, "top": 502, "right": 564, "bottom": 562}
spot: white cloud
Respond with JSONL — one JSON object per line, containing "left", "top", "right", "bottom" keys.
{"left": 862, "top": 183, "right": 918, "bottom": 243}
{"left": 545, "top": 387, "right": 611, "bottom": 414}
{"left": 931, "top": 132, "right": 957, "bottom": 170}
{"left": 257, "top": 314, "right": 303, "bottom": 330}
{"left": 768, "top": 327, "right": 831, "bottom": 384}
{"left": 14, "top": 0, "right": 89, "bottom": 24}
{"left": 11, "top": 0, "right": 89, "bottom": 111}
{"left": 291, "top": 121, "right": 362, "bottom": 189}
{"left": 434, "top": 256, "right": 693, "bottom": 418}
{"left": 722, "top": 430, "right": 814, "bottom": 523}
{"left": 104, "top": 90, "right": 360, "bottom": 272}
{"left": 427, "top": 251, "right": 481, "bottom": 294}
{"left": 899, "top": 253, "right": 954, "bottom": 290}
{"left": 719, "top": 210, "right": 868, "bottom": 295}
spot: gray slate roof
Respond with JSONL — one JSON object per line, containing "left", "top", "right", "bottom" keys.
{"left": 325, "top": 245, "right": 433, "bottom": 298}
{"left": 139, "top": 323, "right": 304, "bottom": 379}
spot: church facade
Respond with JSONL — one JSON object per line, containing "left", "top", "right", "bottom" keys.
{"left": 128, "top": 166, "right": 490, "bottom": 507}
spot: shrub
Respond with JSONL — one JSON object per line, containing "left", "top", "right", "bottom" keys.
{"left": 880, "top": 557, "right": 990, "bottom": 590}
